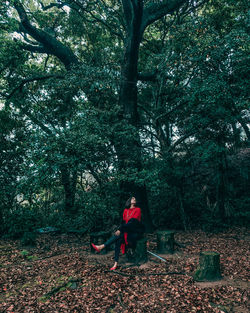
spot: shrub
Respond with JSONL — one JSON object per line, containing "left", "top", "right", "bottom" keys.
{"left": 21, "top": 231, "right": 37, "bottom": 246}
{"left": 4, "top": 207, "right": 42, "bottom": 239}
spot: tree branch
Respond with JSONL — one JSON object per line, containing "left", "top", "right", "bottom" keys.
{"left": 14, "top": 0, "right": 78, "bottom": 69}
{"left": 23, "top": 107, "right": 54, "bottom": 135}
{"left": 6, "top": 95, "right": 54, "bottom": 136}
{"left": 48, "top": 0, "right": 125, "bottom": 40}
{"left": 7, "top": 74, "right": 64, "bottom": 99}
{"left": 167, "top": 130, "right": 196, "bottom": 152}
{"left": 87, "top": 10, "right": 124, "bottom": 40}
{"left": 39, "top": 1, "right": 68, "bottom": 11}
{"left": 155, "top": 102, "right": 184, "bottom": 122}
{"left": 121, "top": 0, "right": 133, "bottom": 28}
{"left": 142, "top": 0, "right": 186, "bottom": 31}
{"left": 137, "top": 71, "right": 157, "bottom": 82}
{"left": 167, "top": 118, "right": 216, "bottom": 152}
{"left": 17, "top": 41, "right": 48, "bottom": 53}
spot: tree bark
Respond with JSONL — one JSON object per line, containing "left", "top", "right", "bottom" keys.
{"left": 118, "top": 1, "right": 187, "bottom": 232}
{"left": 156, "top": 230, "right": 175, "bottom": 254}
{"left": 193, "top": 251, "right": 222, "bottom": 281}
{"left": 14, "top": 0, "right": 78, "bottom": 69}
{"left": 126, "top": 237, "right": 148, "bottom": 264}
{"left": 60, "top": 164, "right": 78, "bottom": 214}
{"left": 117, "top": 1, "right": 154, "bottom": 231}
{"left": 179, "top": 190, "right": 188, "bottom": 231}
{"left": 0, "top": 207, "right": 4, "bottom": 235}
{"left": 216, "top": 137, "right": 228, "bottom": 222}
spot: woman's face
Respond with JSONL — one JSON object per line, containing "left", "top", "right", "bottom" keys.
{"left": 131, "top": 197, "right": 136, "bottom": 205}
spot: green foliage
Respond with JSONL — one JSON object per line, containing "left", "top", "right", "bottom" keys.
{"left": 0, "top": 0, "right": 249, "bottom": 235}
{"left": 4, "top": 207, "right": 42, "bottom": 239}
{"left": 21, "top": 231, "right": 37, "bottom": 246}
{"left": 20, "top": 249, "right": 29, "bottom": 257}
{"left": 0, "top": 109, "right": 27, "bottom": 235}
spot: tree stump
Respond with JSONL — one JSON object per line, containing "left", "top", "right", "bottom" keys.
{"left": 90, "top": 231, "right": 112, "bottom": 254}
{"left": 156, "top": 230, "right": 175, "bottom": 254}
{"left": 194, "top": 251, "right": 222, "bottom": 281}
{"left": 126, "top": 237, "right": 148, "bottom": 264}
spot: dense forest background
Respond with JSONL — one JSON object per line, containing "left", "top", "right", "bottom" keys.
{"left": 0, "top": 0, "right": 249, "bottom": 240}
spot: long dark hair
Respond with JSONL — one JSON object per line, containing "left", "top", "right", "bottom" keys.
{"left": 125, "top": 197, "right": 135, "bottom": 209}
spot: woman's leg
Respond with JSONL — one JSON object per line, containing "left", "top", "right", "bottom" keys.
{"left": 92, "top": 234, "right": 123, "bottom": 252}
{"left": 109, "top": 235, "right": 124, "bottom": 270}
{"left": 92, "top": 234, "right": 124, "bottom": 270}
{"left": 114, "top": 235, "right": 124, "bottom": 262}
{"left": 103, "top": 235, "right": 121, "bottom": 248}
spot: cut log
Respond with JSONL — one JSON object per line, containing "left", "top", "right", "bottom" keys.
{"left": 156, "top": 230, "right": 175, "bottom": 254}
{"left": 194, "top": 251, "right": 222, "bottom": 281}
{"left": 126, "top": 237, "right": 148, "bottom": 264}
{"left": 90, "top": 231, "right": 112, "bottom": 254}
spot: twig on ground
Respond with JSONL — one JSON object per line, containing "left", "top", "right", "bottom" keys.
{"left": 117, "top": 292, "right": 127, "bottom": 309}
{"left": 106, "top": 270, "right": 189, "bottom": 277}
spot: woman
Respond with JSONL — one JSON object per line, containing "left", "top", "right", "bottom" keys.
{"left": 91, "top": 196, "right": 144, "bottom": 270}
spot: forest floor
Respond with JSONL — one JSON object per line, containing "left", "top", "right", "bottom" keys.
{"left": 0, "top": 227, "right": 249, "bottom": 313}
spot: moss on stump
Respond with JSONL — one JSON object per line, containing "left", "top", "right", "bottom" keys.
{"left": 126, "top": 237, "right": 148, "bottom": 264}
{"left": 90, "top": 231, "right": 112, "bottom": 254}
{"left": 194, "top": 251, "right": 222, "bottom": 281}
{"left": 156, "top": 230, "right": 175, "bottom": 254}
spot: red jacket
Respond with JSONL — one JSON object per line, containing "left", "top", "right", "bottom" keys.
{"left": 120, "top": 207, "right": 141, "bottom": 253}
{"left": 123, "top": 206, "right": 141, "bottom": 224}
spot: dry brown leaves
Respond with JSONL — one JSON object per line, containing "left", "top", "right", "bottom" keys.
{"left": 0, "top": 228, "right": 249, "bottom": 312}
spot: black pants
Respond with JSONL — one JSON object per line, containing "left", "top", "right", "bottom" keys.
{"left": 104, "top": 232, "right": 141, "bottom": 262}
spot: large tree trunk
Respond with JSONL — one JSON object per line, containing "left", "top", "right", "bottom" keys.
{"left": 178, "top": 187, "right": 188, "bottom": 231}
{"left": 60, "top": 165, "right": 78, "bottom": 214}
{"left": 216, "top": 137, "right": 228, "bottom": 222}
{"left": 0, "top": 207, "right": 4, "bottom": 235}
{"left": 117, "top": 0, "right": 187, "bottom": 231}
{"left": 117, "top": 2, "right": 154, "bottom": 232}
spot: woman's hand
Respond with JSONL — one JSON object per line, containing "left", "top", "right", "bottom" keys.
{"left": 115, "top": 230, "right": 121, "bottom": 236}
